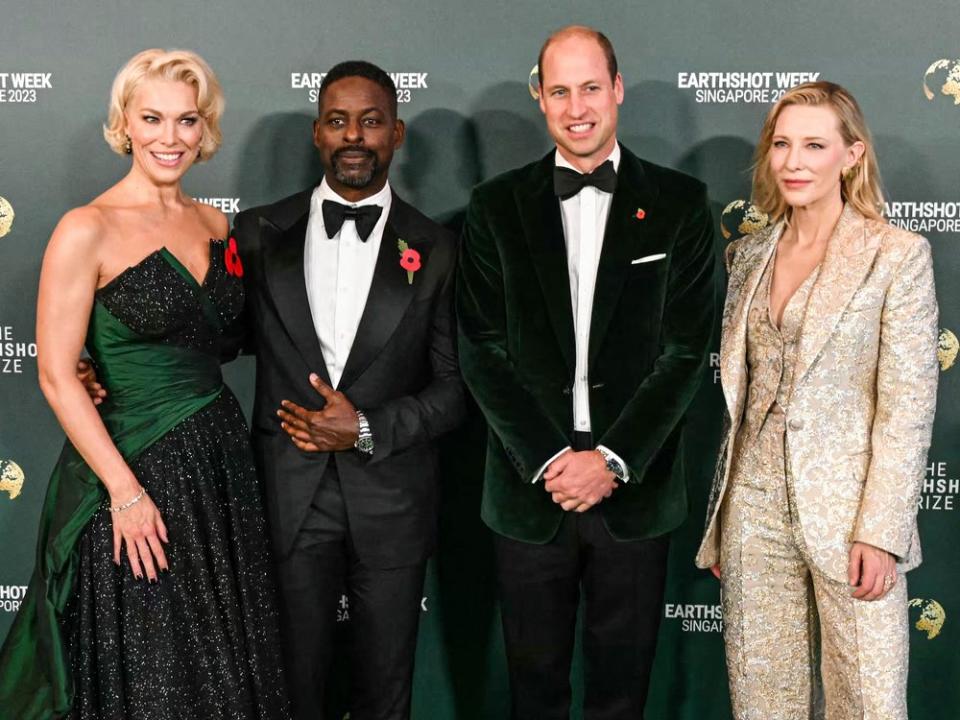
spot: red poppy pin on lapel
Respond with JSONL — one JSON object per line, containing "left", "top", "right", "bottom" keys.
{"left": 635, "top": 208, "right": 646, "bottom": 221}
{"left": 397, "top": 239, "right": 421, "bottom": 285}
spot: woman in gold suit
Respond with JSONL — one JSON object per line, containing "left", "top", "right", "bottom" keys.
{"left": 696, "top": 81, "right": 939, "bottom": 719}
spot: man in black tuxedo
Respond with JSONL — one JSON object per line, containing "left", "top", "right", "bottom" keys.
{"left": 457, "top": 27, "right": 715, "bottom": 719}
{"left": 232, "top": 61, "right": 465, "bottom": 720}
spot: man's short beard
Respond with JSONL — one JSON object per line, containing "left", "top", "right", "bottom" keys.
{"left": 331, "top": 147, "right": 379, "bottom": 188}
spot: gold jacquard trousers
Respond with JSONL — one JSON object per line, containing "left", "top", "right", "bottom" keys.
{"left": 719, "top": 411, "right": 909, "bottom": 720}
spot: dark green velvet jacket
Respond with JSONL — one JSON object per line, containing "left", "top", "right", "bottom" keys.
{"left": 457, "top": 145, "right": 716, "bottom": 543}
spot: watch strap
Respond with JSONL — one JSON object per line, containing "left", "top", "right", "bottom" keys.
{"left": 355, "top": 410, "right": 374, "bottom": 455}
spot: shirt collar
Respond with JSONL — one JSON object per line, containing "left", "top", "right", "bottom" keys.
{"left": 554, "top": 142, "right": 621, "bottom": 175}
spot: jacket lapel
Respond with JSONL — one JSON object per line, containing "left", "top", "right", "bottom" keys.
{"left": 261, "top": 203, "right": 333, "bottom": 386}
{"left": 515, "top": 154, "right": 576, "bottom": 373}
{"left": 337, "top": 197, "right": 422, "bottom": 390}
{"left": 720, "top": 226, "right": 780, "bottom": 426}
{"left": 589, "top": 148, "right": 659, "bottom": 364}
{"left": 794, "top": 205, "right": 880, "bottom": 386}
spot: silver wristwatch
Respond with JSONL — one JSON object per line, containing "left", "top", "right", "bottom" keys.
{"left": 597, "top": 447, "right": 626, "bottom": 482}
{"left": 355, "top": 410, "right": 374, "bottom": 455}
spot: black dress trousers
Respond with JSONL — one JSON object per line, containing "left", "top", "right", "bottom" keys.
{"left": 494, "top": 438, "right": 670, "bottom": 720}
{"left": 276, "top": 465, "right": 427, "bottom": 720}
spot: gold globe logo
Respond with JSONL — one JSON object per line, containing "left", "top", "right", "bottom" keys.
{"left": 939, "top": 329, "right": 958, "bottom": 371}
{"left": 909, "top": 598, "right": 946, "bottom": 639}
{"left": 720, "top": 200, "right": 770, "bottom": 241}
{"left": 528, "top": 64, "right": 541, "bottom": 100}
{"left": 0, "top": 459, "right": 25, "bottom": 500}
{"left": 923, "top": 59, "right": 960, "bottom": 104}
{"left": 0, "top": 196, "right": 14, "bottom": 238}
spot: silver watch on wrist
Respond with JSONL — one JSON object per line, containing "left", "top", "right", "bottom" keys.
{"left": 597, "top": 447, "right": 626, "bottom": 482}
{"left": 354, "top": 410, "right": 374, "bottom": 455}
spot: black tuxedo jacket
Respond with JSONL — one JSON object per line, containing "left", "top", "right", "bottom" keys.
{"left": 231, "top": 186, "right": 466, "bottom": 567}
{"left": 457, "top": 145, "right": 716, "bottom": 543}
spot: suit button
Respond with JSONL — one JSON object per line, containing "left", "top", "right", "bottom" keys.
{"left": 788, "top": 418, "right": 804, "bottom": 431}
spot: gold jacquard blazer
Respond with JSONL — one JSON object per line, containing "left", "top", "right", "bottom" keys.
{"left": 696, "top": 205, "right": 939, "bottom": 582}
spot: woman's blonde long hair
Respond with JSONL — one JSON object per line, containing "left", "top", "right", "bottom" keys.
{"left": 752, "top": 81, "right": 885, "bottom": 223}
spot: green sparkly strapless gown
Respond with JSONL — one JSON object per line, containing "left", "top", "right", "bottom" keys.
{"left": 0, "top": 242, "right": 290, "bottom": 719}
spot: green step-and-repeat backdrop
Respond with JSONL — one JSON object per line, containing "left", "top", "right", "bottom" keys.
{"left": 1, "top": 1, "right": 957, "bottom": 717}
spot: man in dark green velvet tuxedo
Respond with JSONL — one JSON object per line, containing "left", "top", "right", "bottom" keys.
{"left": 457, "top": 25, "right": 716, "bottom": 719}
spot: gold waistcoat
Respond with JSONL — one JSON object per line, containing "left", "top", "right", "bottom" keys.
{"left": 742, "top": 252, "right": 820, "bottom": 436}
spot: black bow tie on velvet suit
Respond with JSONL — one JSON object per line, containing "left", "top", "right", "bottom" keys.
{"left": 552, "top": 159, "right": 618, "bottom": 200}
{"left": 321, "top": 199, "right": 383, "bottom": 241}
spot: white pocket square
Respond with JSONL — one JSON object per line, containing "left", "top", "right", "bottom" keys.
{"left": 631, "top": 253, "right": 666, "bottom": 265}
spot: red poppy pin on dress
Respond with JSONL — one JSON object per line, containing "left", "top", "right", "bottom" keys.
{"left": 635, "top": 208, "right": 646, "bottom": 220}
{"left": 225, "top": 237, "right": 244, "bottom": 277}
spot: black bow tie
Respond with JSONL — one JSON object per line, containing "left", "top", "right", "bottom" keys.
{"left": 321, "top": 199, "right": 383, "bottom": 242}
{"left": 553, "top": 160, "right": 617, "bottom": 200}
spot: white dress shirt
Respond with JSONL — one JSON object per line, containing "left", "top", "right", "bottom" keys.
{"left": 534, "top": 144, "right": 630, "bottom": 483}
{"left": 303, "top": 177, "right": 392, "bottom": 388}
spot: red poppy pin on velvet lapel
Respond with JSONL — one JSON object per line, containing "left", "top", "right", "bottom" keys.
{"left": 635, "top": 208, "right": 646, "bottom": 221}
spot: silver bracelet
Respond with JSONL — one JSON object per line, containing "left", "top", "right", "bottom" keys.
{"left": 109, "top": 486, "right": 146, "bottom": 513}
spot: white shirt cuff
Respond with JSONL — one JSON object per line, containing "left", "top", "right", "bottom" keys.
{"left": 531, "top": 447, "right": 571, "bottom": 483}
{"left": 597, "top": 444, "right": 630, "bottom": 482}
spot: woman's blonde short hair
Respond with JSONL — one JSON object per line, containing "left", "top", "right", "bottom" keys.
{"left": 752, "top": 81, "right": 884, "bottom": 223}
{"left": 103, "top": 49, "right": 224, "bottom": 161}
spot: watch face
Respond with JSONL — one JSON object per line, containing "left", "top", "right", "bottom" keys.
{"left": 357, "top": 437, "right": 374, "bottom": 453}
